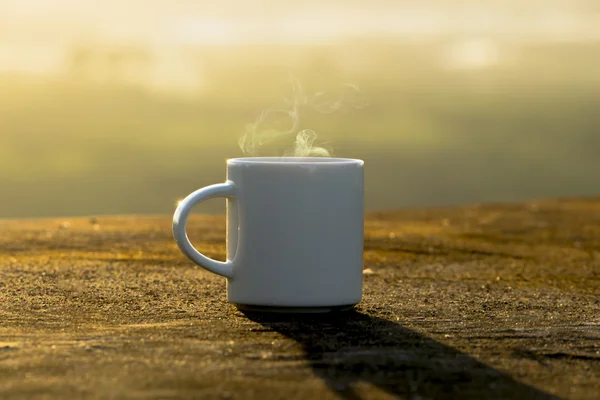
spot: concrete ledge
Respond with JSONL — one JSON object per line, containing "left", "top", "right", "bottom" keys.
{"left": 1, "top": 198, "right": 599, "bottom": 399}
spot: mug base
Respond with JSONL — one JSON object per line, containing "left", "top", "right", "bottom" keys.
{"left": 234, "top": 303, "right": 356, "bottom": 314}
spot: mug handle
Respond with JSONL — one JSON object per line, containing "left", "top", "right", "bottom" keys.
{"left": 172, "top": 181, "right": 236, "bottom": 278}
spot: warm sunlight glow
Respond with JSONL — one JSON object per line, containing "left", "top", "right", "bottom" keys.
{"left": 165, "top": 19, "right": 238, "bottom": 45}
{"left": 1, "top": 1, "right": 599, "bottom": 82}
{"left": 0, "top": 43, "right": 65, "bottom": 75}
{"left": 2, "top": 0, "right": 56, "bottom": 18}
{"left": 1, "top": 1, "right": 600, "bottom": 219}
{"left": 444, "top": 38, "right": 501, "bottom": 70}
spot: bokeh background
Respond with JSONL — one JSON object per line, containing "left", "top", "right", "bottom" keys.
{"left": 2, "top": 0, "right": 600, "bottom": 218}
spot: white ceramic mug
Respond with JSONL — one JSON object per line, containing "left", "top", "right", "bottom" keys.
{"left": 172, "top": 157, "right": 364, "bottom": 312}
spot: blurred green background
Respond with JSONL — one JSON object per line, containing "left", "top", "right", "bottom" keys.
{"left": 1, "top": 1, "right": 600, "bottom": 218}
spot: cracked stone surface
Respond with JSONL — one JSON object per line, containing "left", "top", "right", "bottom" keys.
{"left": 0, "top": 198, "right": 599, "bottom": 399}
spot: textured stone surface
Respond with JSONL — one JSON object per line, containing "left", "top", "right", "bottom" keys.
{"left": 0, "top": 198, "right": 599, "bottom": 399}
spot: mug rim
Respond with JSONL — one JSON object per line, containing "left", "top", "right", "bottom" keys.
{"left": 227, "top": 157, "right": 363, "bottom": 166}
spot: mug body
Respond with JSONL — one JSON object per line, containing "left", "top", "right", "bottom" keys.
{"left": 225, "top": 157, "right": 364, "bottom": 308}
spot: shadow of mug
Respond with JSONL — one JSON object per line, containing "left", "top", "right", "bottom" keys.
{"left": 242, "top": 310, "right": 560, "bottom": 400}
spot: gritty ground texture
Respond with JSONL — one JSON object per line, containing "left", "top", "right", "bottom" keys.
{"left": 1, "top": 198, "right": 599, "bottom": 400}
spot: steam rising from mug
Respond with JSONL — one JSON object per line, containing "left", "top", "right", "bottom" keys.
{"left": 238, "top": 75, "right": 368, "bottom": 157}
